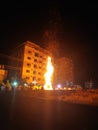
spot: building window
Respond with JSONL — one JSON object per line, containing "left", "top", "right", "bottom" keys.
{"left": 33, "top": 71, "right": 36, "bottom": 74}
{"left": 33, "top": 76, "right": 36, "bottom": 80}
{"left": 35, "top": 52, "right": 39, "bottom": 57}
{"left": 0, "top": 65, "right": 4, "bottom": 69}
{"left": 27, "top": 63, "right": 31, "bottom": 67}
{"left": 28, "top": 50, "right": 32, "bottom": 54}
{"left": 34, "top": 64, "right": 37, "bottom": 68}
{"left": 27, "top": 57, "right": 31, "bottom": 60}
{"left": 38, "top": 78, "right": 40, "bottom": 81}
{"left": 26, "top": 70, "right": 30, "bottom": 73}
{"left": 38, "top": 72, "right": 41, "bottom": 75}
{"left": 39, "top": 61, "right": 42, "bottom": 63}
{"left": 39, "top": 66, "right": 42, "bottom": 69}
{"left": 40, "top": 55, "right": 42, "bottom": 58}
{"left": 26, "top": 77, "right": 30, "bottom": 80}
{"left": 34, "top": 59, "right": 37, "bottom": 62}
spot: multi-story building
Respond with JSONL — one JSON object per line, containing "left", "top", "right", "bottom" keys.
{"left": 9, "top": 41, "right": 52, "bottom": 85}
{"left": 53, "top": 57, "right": 74, "bottom": 88}
{"left": 0, "top": 41, "right": 74, "bottom": 88}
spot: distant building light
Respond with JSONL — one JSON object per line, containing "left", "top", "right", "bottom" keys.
{"left": 24, "top": 83, "right": 28, "bottom": 86}
{"left": 13, "top": 81, "right": 18, "bottom": 87}
{"left": 57, "top": 84, "right": 61, "bottom": 88}
{"left": 32, "top": 80, "right": 37, "bottom": 85}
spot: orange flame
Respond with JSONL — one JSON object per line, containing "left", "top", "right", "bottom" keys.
{"left": 44, "top": 56, "right": 54, "bottom": 90}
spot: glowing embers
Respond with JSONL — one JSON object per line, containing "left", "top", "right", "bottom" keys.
{"left": 44, "top": 56, "right": 54, "bottom": 90}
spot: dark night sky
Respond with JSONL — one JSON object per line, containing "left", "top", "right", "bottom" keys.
{"left": 0, "top": 1, "right": 98, "bottom": 86}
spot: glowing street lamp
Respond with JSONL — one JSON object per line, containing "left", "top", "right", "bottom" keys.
{"left": 12, "top": 81, "right": 18, "bottom": 87}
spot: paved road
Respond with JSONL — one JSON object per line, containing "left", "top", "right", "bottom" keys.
{"left": 0, "top": 91, "right": 98, "bottom": 130}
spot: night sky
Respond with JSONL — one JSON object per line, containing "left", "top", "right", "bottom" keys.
{"left": 0, "top": 1, "right": 98, "bottom": 86}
